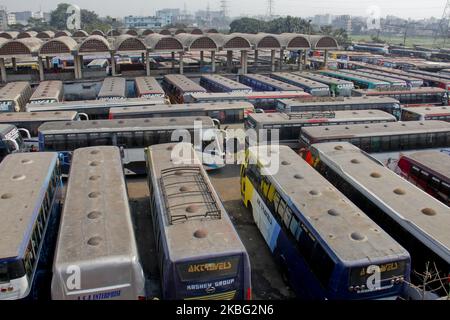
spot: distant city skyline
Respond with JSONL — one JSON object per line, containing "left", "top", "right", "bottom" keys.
{"left": 1, "top": 0, "right": 446, "bottom": 20}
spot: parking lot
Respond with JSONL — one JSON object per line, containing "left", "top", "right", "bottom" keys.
{"left": 126, "top": 164, "right": 295, "bottom": 300}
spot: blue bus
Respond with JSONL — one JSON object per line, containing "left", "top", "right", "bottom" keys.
{"left": 0, "top": 152, "right": 62, "bottom": 300}
{"left": 320, "top": 70, "right": 390, "bottom": 89}
{"left": 270, "top": 73, "right": 330, "bottom": 97}
{"left": 146, "top": 142, "right": 252, "bottom": 300}
{"left": 200, "top": 74, "right": 252, "bottom": 93}
{"left": 240, "top": 74, "right": 304, "bottom": 92}
{"left": 240, "top": 145, "right": 410, "bottom": 299}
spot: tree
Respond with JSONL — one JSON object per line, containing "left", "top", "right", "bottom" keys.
{"left": 229, "top": 18, "right": 265, "bottom": 34}
{"left": 27, "top": 18, "right": 51, "bottom": 32}
{"left": 49, "top": 3, "right": 71, "bottom": 30}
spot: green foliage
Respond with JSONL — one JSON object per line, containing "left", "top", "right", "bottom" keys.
{"left": 26, "top": 18, "right": 52, "bottom": 32}
{"left": 229, "top": 18, "right": 265, "bottom": 34}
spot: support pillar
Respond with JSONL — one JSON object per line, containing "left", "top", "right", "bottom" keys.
{"left": 303, "top": 49, "right": 307, "bottom": 68}
{"left": 323, "top": 49, "right": 328, "bottom": 69}
{"left": 240, "top": 50, "right": 248, "bottom": 75}
{"left": 279, "top": 49, "right": 284, "bottom": 71}
{"left": 0, "top": 58, "right": 6, "bottom": 83}
{"left": 11, "top": 57, "right": 17, "bottom": 72}
{"left": 270, "top": 50, "right": 275, "bottom": 72}
{"left": 46, "top": 56, "right": 51, "bottom": 69}
{"left": 226, "top": 50, "right": 233, "bottom": 71}
{"left": 179, "top": 52, "right": 184, "bottom": 75}
{"left": 200, "top": 51, "right": 204, "bottom": 68}
{"left": 298, "top": 50, "right": 302, "bottom": 71}
{"left": 254, "top": 49, "right": 258, "bottom": 70}
{"left": 111, "top": 54, "right": 116, "bottom": 76}
{"left": 211, "top": 51, "right": 216, "bottom": 73}
{"left": 78, "top": 55, "right": 83, "bottom": 79}
{"left": 145, "top": 51, "right": 151, "bottom": 76}
{"left": 73, "top": 55, "right": 79, "bottom": 79}
{"left": 171, "top": 52, "right": 175, "bottom": 69}
{"left": 38, "top": 56, "right": 44, "bottom": 81}
{"left": 141, "top": 52, "right": 145, "bottom": 64}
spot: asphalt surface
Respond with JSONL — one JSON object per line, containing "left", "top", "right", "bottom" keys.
{"left": 126, "top": 164, "right": 295, "bottom": 300}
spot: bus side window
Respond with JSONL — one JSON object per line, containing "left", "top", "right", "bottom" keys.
{"left": 297, "top": 224, "right": 315, "bottom": 261}
{"left": 277, "top": 199, "right": 287, "bottom": 221}
{"left": 411, "top": 165, "right": 420, "bottom": 177}
{"left": 283, "top": 207, "right": 293, "bottom": 229}
{"left": 310, "top": 244, "right": 335, "bottom": 287}
{"left": 430, "top": 176, "right": 440, "bottom": 189}
{"left": 441, "top": 181, "right": 450, "bottom": 196}
{"left": 261, "top": 177, "right": 270, "bottom": 198}
{"left": 273, "top": 191, "right": 281, "bottom": 212}
{"left": 289, "top": 217, "right": 300, "bottom": 241}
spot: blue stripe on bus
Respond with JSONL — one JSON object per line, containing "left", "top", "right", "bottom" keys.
{"left": 268, "top": 223, "right": 281, "bottom": 252}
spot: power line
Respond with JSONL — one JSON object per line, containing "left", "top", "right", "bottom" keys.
{"left": 433, "top": 0, "right": 450, "bottom": 45}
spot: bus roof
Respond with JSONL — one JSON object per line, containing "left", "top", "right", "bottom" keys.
{"left": 321, "top": 70, "right": 390, "bottom": 86}
{"left": 38, "top": 116, "right": 215, "bottom": 133}
{"left": 201, "top": 74, "right": 252, "bottom": 91}
{"left": 402, "top": 151, "right": 450, "bottom": 182}
{"left": 54, "top": 146, "right": 139, "bottom": 265}
{"left": 301, "top": 120, "right": 450, "bottom": 140}
{"left": 147, "top": 142, "right": 246, "bottom": 261}
{"left": 311, "top": 142, "right": 450, "bottom": 262}
{"left": 164, "top": 74, "right": 207, "bottom": 94}
{"left": 0, "top": 82, "right": 31, "bottom": 101}
{"left": 278, "top": 96, "right": 400, "bottom": 107}
{"left": 0, "top": 152, "right": 58, "bottom": 259}
{"left": 247, "top": 144, "right": 407, "bottom": 262}
{"left": 357, "top": 69, "right": 424, "bottom": 83}
{"left": 29, "top": 81, "right": 63, "bottom": 102}
{"left": 402, "top": 106, "right": 450, "bottom": 116}
{"left": 97, "top": 77, "right": 126, "bottom": 99}
{"left": 187, "top": 90, "right": 310, "bottom": 101}
{"left": 340, "top": 70, "right": 407, "bottom": 86}
{"left": 248, "top": 110, "right": 396, "bottom": 125}
{"left": 241, "top": 74, "right": 304, "bottom": 91}
{"left": 109, "top": 101, "right": 254, "bottom": 115}
{"left": 353, "top": 87, "right": 447, "bottom": 95}
{"left": 26, "top": 97, "right": 167, "bottom": 112}
{"left": 292, "top": 72, "right": 354, "bottom": 86}
{"left": 134, "top": 76, "right": 165, "bottom": 96}
{"left": 0, "top": 124, "right": 17, "bottom": 135}
{"left": 271, "top": 72, "right": 332, "bottom": 89}
{"left": 0, "top": 111, "right": 78, "bottom": 122}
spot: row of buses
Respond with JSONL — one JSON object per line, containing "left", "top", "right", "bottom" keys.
{"left": 0, "top": 144, "right": 251, "bottom": 300}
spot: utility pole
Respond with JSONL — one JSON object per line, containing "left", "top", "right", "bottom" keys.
{"left": 267, "top": 0, "right": 275, "bottom": 19}
{"left": 220, "top": 0, "right": 228, "bottom": 18}
{"left": 433, "top": 0, "right": 450, "bottom": 46}
{"left": 403, "top": 20, "right": 410, "bottom": 47}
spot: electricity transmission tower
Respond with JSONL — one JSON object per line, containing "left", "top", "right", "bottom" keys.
{"left": 220, "top": 0, "right": 228, "bottom": 18}
{"left": 433, "top": 0, "right": 450, "bottom": 46}
{"left": 267, "top": 0, "right": 275, "bottom": 18}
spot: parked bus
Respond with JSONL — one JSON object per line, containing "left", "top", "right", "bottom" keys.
{"left": 26, "top": 97, "right": 167, "bottom": 120}
{"left": 0, "top": 124, "right": 27, "bottom": 161}
{"left": 200, "top": 74, "right": 252, "bottom": 93}
{"left": 51, "top": 146, "right": 145, "bottom": 300}
{"left": 307, "top": 142, "right": 450, "bottom": 299}
{"left": 146, "top": 142, "right": 251, "bottom": 300}
{"left": 97, "top": 77, "right": 126, "bottom": 100}
{"left": 240, "top": 74, "right": 303, "bottom": 92}
{"left": 162, "top": 74, "right": 207, "bottom": 103}
{"left": 277, "top": 96, "right": 401, "bottom": 119}
{"left": 38, "top": 117, "right": 224, "bottom": 173}
{"left": 0, "top": 111, "right": 81, "bottom": 138}
{"left": 134, "top": 76, "right": 166, "bottom": 99}
{"left": 320, "top": 70, "right": 390, "bottom": 89}
{"left": 29, "top": 81, "right": 64, "bottom": 104}
{"left": 0, "top": 82, "right": 33, "bottom": 112}
{"left": 240, "top": 144, "right": 410, "bottom": 299}
{"left": 185, "top": 91, "right": 311, "bottom": 111}
{"left": 245, "top": 110, "right": 396, "bottom": 148}
{"left": 408, "top": 69, "right": 450, "bottom": 80}
{"left": 340, "top": 70, "right": 407, "bottom": 88}
{"left": 0, "top": 152, "right": 62, "bottom": 299}
{"left": 300, "top": 120, "right": 450, "bottom": 166}
{"left": 396, "top": 151, "right": 449, "bottom": 205}
{"left": 401, "top": 106, "right": 450, "bottom": 121}
{"left": 352, "top": 87, "right": 449, "bottom": 107}
{"left": 356, "top": 69, "right": 423, "bottom": 87}
{"left": 109, "top": 102, "right": 254, "bottom": 126}
{"left": 270, "top": 73, "right": 330, "bottom": 97}
{"left": 293, "top": 72, "right": 354, "bottom": 97}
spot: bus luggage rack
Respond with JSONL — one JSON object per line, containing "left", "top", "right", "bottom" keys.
{"left": 160, "top": 166, "right": 221, "bottom": 224}
{"left": 288, "top": 111, "right": 336, "bottom": 119}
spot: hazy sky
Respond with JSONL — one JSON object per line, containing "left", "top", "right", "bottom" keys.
{"left": 2, "top": 0, "right": 447, "bottom": 19}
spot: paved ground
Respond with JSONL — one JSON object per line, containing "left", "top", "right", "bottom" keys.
{"left": 126, "top": 164, "right": 295, "bottom": 300}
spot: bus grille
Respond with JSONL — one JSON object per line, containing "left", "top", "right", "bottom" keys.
{"left": 184, "top": 290, "right": 236, "bottom": 300}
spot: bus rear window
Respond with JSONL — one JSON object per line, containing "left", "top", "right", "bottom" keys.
{"left": 177, "top": 256, "right": 241, "bottom": 282}
{"left": 349, "top": 260, "right": 407, "bottom": 287}
{"left": 0, "top": 260, "right": 25, "bottom": 283}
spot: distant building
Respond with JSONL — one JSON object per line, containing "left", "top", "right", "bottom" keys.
{"left": 13, "top": 11, "right": 32, "bottom": 25}
{"left": 156, "top": 8, "right": 180, "bottom": 26}
{"left": 333, "top": 15, "right": 352, "bottom": 34}
{"left": 7, "top": 13, "right": 16, "bottom": 25}
{"left": 0, "top": 9, "right": 7, "bottom": 30}
{"left": 123, "top": 15, "right": 163, "bottom": 28}
{"left": 312, "top": 14, "right": 332, "bottom": 26}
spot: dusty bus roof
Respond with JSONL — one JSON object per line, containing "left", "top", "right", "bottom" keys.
{"left": 353, "top": 87, "right": 446, "bottom": 95}
{"left": 311, "top": 142, "right": 450, "bottom": 263}
{"left": 278, "top": 96, "right": 400, "bottom": 107}
{"left": 0, "top": 82, "right": 31, "bottom": 101}
{"left": 293, "top": 72, "right": 355, "bottom": 86}
{"left": 241, "top": 74, "right": 304, "bottom": 91}
{"left": 0, "top": 110, "right": 78, "bottom": 122}
{"left": 271, "top": 72, "right": 330, "bottom": 89}
{"left": 134, "top": 76, "right": 165, "bottom": 96}
{"left": 402, "top": 106, "right": 450, "bottom": 116}
{"left": 163, "top": 74, "right": 207, "bottom": 93}
{"left": 188, "top": 90, "right": 309, "bottom": 100}
{"left": 109, "top": 101, "right": 255, "bottom": 115}
{"left": 146, "top": 142, "right": 247, "bottom": 261}
{"left": 30, "top": 80, "right": 63, "bottom": 102}
{"left": 0, "top": 152, "right": 58, "bottom": 259}
{"left": 403, "top": 151, "right": 450, "bottom": 182}
{"left": 248, "top": 110, "right": 395, "bottom": 125}
{"left": 201, "top": 74, "right": 252, "bottom": 91}
{"left": 247, "top": 144, "right": 408, "bottom": 262}
{"left": 97, "top": 77, "right": 127, "bottom": 99}
{"left": 38, "top": 116, "right": 215, "bottom": 133}
{"left": 301, "top": 120, "right": 450, "bottom": 140}
{"left": 54, "top": 146, "right": 139, "bottom": 264}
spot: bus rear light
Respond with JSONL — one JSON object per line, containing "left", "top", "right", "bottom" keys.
{"left": 348, "top": 286, "right": 354, "bottom": 292}
{"left": 0, "top": 288, "right": 6, "bottom": 293}
{"left": 7, "top": 287, "right": 13, "bottom": 291}
{"left": 246, "top": 288, "right": 252, "bottom": 300}
{"left": 138, "top": 296, "right": 146, "bottom": 300}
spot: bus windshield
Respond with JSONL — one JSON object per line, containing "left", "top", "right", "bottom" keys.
{"left": 0, "top": 260, "right": 26, "bottom": 284}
